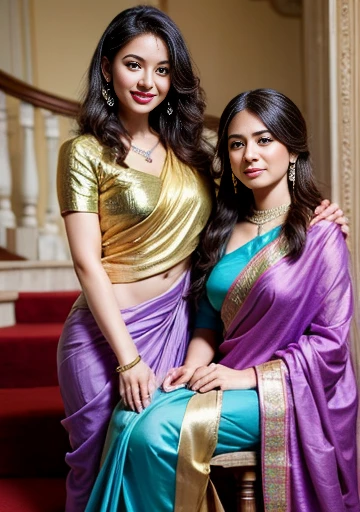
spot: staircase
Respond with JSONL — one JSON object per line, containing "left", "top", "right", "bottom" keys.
{"left": 0, "top": 291, "right": 79, "bottom": 512}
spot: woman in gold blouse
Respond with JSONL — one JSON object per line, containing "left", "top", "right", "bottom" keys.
{"left": 56, "top": 6, "right": 347, "bottom": 511}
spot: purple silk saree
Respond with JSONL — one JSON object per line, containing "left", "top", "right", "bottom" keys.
{"left": 219, "top": 221, "right": 359, "bottom": 511}
{"left": 57, "top": 271, "right": 191, "bottom": 512}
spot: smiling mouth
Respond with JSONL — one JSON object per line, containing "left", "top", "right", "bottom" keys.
{"left": 244, "top": 168, "right": 264, "bottom": 178}
{"left": 130, "top": 91, "right": 156, "bottom": 105}
{"left": 131, "top": 91, "right": 156, "bottom": 98}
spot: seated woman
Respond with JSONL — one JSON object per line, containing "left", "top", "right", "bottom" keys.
{"left": 85, "top": 89, "right": 359, "bottom": 511}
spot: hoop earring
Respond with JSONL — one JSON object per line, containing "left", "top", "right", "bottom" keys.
{"left": 102, "top": 80, "right": 115, "bottom": 107}
{"left": 232, "top": 173, "right": 238, "bottom": 194}
{"left": 166, "top": 101, "right": 173, "bottom": 116}
{"left": 288, "top": 162, "right": 296, "bottom": 191}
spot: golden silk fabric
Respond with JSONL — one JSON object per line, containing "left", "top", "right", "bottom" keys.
{"left": 175, "top": 390, "right": 224, "bottom": 512}
{"left": 57, "top": 135, "right": 213, "bottom": 283}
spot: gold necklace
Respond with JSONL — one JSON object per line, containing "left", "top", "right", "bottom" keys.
{"left": 245, "top": 203, "right": 290, "bottom": 235}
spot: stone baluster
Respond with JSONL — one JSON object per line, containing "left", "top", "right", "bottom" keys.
{"left": 38, "top": 110, "right": 69, "bottom": 260}
{"left": 0, "top": 91, "right": 16, "bottom": 247}
{"left": 19, "top": 101, "right": 38, "bottom": 228}
{"left": 43, "top": 110, "right": 59, "bottom": 234}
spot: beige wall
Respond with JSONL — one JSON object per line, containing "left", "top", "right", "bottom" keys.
{"left": 167, "top": 0, "right": 303, "bottom": 116}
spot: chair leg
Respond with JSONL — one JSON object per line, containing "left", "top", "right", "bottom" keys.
{"left": 234, "top": 469, "right": 257, "bottom": 512}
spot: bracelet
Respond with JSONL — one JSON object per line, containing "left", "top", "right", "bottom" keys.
{"left": 115, "top": 355, "right": 141, "bottom": 374}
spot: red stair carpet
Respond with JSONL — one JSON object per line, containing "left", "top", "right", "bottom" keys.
{"left": 0, "top": 291, "right": 79, "bottom": 512}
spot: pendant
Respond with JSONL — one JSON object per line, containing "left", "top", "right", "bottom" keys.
{"left": 145, "top": 157, "right": 152, "bottom": 163}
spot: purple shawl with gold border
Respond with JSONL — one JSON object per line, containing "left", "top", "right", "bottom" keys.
{"left": 219, "top": 221, "right": 359, "bottom": 511}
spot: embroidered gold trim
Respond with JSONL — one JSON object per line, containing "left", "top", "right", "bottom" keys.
{"left": 175, "top": 390, "right": 224, "bottom": 512}
{"left": 221, "top": 235, "right": 289, "bottom": 331}
{"left": 255, "top": 360, "right": 290, "bottom": 511}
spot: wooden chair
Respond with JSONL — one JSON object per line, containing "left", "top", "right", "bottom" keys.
{"left": 210, "top": 451, "right": 258, "bottom": 512}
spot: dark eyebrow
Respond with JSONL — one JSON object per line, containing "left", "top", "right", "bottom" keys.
{"left": 122, "top": 54, "right": 170, "bottom": 65}
{"left": 228, "top": 129, "right": 270, "bottom": 140}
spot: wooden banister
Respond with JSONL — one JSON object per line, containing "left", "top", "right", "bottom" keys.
{"left": 0, "top": 69, "right": 79, "bottom": 117}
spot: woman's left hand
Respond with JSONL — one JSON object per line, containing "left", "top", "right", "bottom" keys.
{"left": 188, "top": 363, "right": 256, "bottom": 393}
{"left": 310, "top": 199, "right": 349, "bottom": 237}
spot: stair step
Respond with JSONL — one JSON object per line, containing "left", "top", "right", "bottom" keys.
{"left": 0, "top": 291, "right": 18, "bottom": 328}
{"left": 0, "top": 323, "right": 62, "bottom": 387}
{"left": 15, "top": 291, "right": 79, "bottom": 324}
{"left": 0, "top": 478, "right": 65, "bottom": 512}
{"left": 0, "top": 387, "right": 69, "bottom": 478}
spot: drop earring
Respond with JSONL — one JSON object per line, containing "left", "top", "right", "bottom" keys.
{"left": 232, "top": 173, "right": 238, "bottom": 194}
{"left": 288, "top": 161, "right": 296, "bottom": 191}
{"left": 102, "top": 78, "right": 115, "bottom": 107}
{"left": 166, "top": 101, "right": 173, "bottom": 116}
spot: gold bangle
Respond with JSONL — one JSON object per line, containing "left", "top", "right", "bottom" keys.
{"left": 115, "top": 355, "right": 141, "bottom": 374}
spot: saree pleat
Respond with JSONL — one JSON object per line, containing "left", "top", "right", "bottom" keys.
{"left": 175, "top": 390, "right": 223, "bottom": 512}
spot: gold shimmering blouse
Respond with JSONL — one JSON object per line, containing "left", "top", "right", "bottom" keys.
{"left": 57, "top": 134, "right": 213, "bottom": 283}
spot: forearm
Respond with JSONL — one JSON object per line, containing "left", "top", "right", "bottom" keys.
{"left": 184, "top": 328, "right": 217, "bottom": 367}
{"left": 75, "top": 262, "right": 138, "bottom": 365}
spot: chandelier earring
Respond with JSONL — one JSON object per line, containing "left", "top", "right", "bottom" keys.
{"left": 102, "top": 78, "right": 115, "bottom": 107}
{"left": 288, "top": 161, "right": 296, "bottom": 191}
{"left": 166, "top": 101, "right": 173, "bottom": 116}
{"left": 232, "top": 173, "right": 238, "bottom": 194}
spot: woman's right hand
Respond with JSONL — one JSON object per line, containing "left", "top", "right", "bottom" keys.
{"left": 119, "top": 359, "right": 156, "bottom": 413}
{"left": 162, "top": 365, "right": 197, "bottom": 392}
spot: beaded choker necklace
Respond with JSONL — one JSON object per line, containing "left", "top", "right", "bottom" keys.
{"left": 131, "top": 140, "right": 160, "bottom": 163}
{"left": 245, "top": 203, "right": 290, "bottom": 235}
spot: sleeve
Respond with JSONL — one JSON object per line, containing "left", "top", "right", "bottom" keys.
{"left": 57, "top": 138, "right": 99, "bottom": 215}
{"left": 195, "top": 294, "right": 223, "bottom": 333}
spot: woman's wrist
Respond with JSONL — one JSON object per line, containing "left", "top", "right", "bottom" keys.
{"left": 244, "top": 367, "right": 257, "bottom": 389}
{"left": 116, "top": 354, "right": 141, "bottom": 374}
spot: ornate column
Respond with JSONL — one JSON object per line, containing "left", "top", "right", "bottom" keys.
{"left": 302, "top": 1, "right": 331, "bottom": 196}
{"left": 330, "top": 0, "right": 360, "bottom": 377}
{"left": 303, "top": 0, "right": 360, "bottom": 379}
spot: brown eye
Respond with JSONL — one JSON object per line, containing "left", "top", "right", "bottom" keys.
{"left": 126, "top": 62, "right": 140, "bottom": 70}
{"left": 258, "top": 137, "right": 272, "bottom": 144}
{"left": 157, "top": 67, "right": 170, "bottom": 75}
{"left": 230, "top": 141, "right": 244, "bottom": 149}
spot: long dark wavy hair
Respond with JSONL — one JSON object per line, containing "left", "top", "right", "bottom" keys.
{"left": 78, "top": 5, "right": 212, "bottom": 173}
{"left": 191, "top": 88, "right": 323, "bottom": 302}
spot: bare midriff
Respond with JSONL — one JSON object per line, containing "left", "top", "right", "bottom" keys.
{"left": 112, "top": 256, "right": 191, "bottom": 309}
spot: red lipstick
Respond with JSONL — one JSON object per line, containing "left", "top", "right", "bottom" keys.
{"left": 130, "top": 91, "right": 156, "bottom": 104}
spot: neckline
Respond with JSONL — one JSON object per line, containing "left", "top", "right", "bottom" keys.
{"left": 223, "top": 225, "right": 282, "bottom": 257}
